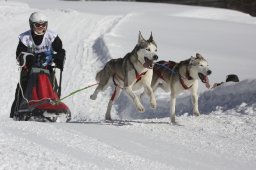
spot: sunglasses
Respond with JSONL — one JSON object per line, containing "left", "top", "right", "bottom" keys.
{"left": 33, "top": 22, "right": 47, "bottom": 28}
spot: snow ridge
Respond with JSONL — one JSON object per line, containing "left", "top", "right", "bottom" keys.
{"left": 176, "top": 79, "right": 256, "bottom": 116}
{"left": 115, "top": 79, "right": 256, "bottom": 120}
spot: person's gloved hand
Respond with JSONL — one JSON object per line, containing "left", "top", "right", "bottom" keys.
{"left": 53, "top": 49, "right": 65, "bottom": 70}
{"left": 42, "top": 51, "right": 53, "bottom": 67}
{"left": 17, "top": 52, "right": 35, "bottom": 67}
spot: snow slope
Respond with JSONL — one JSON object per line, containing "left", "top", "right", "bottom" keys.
{"left": 0, "top": 0, "right": 256, "bottom": 169}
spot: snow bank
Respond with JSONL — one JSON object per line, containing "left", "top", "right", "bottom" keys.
{"left": 116, "top": 79, "right": 256, "bottom": 119}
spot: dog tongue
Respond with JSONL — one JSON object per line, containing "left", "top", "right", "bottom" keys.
{"left": 143, "top": 62, "right": 149, "bottom": 68}
{"left": 143, "top": 61, "right": 152, "bottom": 69}
{"left": 204, "top": 76, "right": 210, "bottom": 89}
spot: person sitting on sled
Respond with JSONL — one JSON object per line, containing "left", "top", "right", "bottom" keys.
{"left": 10, "top": 11, "right": 66, "bottom": 119}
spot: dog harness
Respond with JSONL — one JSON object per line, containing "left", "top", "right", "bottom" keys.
{"left": 153, "top": 60, "right": 176, "bottom": 80}
{"left": 112, "top": 56, "right": 148, "bottom": 89}
{"left": 112, "top": 71, "right": 147, "bottom": 88}
{"left": 178, "top": 66, "right": 193, "bottom": 90}
{"left": 154, "top": 60, "right": 193, "bottom": 90}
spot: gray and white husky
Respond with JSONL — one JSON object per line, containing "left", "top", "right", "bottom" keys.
{"left": 151, "top": 53, "right": 211, "bottom": 123}
{"left": 90, "top": 31, "right": 158, "bottom": 120}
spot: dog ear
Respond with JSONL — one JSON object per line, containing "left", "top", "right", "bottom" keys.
{"left": 196, "top": 53, "right": 202, "bottom": 59}
{"left": 148, "top": 32, "right": 153, "bottom": 42}
{"left": 138, "top": 31, "right": 146, "bottom": 43}
{"left": 189, "top": 56, "right": 196, "bottom": 65}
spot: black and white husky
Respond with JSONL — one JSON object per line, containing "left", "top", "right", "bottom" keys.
{"left": 90, "top": 32, "right": 158, "bottom": 120}
{"left": 152, "top": 53, "right": 211, "bottom": 123}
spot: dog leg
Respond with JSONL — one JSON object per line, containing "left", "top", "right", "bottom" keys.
{"left": 191, "top": 83, "right": 200, "bottom": 116}
{"left": 105, "top": 87, "right": 122, "bottom": 120}
{"left": 191, "top": 92, "right": 200, "bottom": 116}
{"left": 161, "top": 82, "right": 170, "bottom": 92}
{"left": 143, "top": 85, "right": 157, "bottom": 109}
{"left": 105, "top": 100, "right": 113, "bottom": 120}
{"left": 139, "top": 91, "right": 145, "bottom": 99}
{"left": 124, "top": 86, "right": 145, "bottom": 112}
{"left": 152, "top": 79, "right": 170, "bottom": 93}
{"left": 90, "top": 86, "right": 101, "bottom": 100}
{"left": 90, "top": 78, "right": 111, "bottom": 100}
{"left": 151, "top": 77, "right": 159, "bottom": 92}
{"left": 170, "top": 93, "right": 176, "bottom": 123}
{"left": 139, "top": 78, "right": 157, "bottom": 99}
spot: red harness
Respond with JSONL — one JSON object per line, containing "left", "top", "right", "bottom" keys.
{"left": 111, "top": 71, "right": 147, "bottom": 101}
{"left": 136, "top": 71, "right": 147, "bottom": 82}
{"left": 179, "top": 75, "right": 192, "bottom": 89}
{"left": 112, "top": 71, "right": 147, "bottom": 88}
{"left": 178, "top": 66, "right": 193, "bottom": 89}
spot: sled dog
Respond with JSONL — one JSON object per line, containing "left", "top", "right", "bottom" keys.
{"left": 90, "top": 31, "right": 158, "bottom": 120}
{"left": 152, "top": 53, "right": 211, "bottom": 123}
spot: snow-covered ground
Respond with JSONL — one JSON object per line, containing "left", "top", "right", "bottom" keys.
{"left": 0, "top": 0, "right": 256, "bottom": 169}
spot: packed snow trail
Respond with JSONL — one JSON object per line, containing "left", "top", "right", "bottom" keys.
{"left": 1, "top": 114, "right": 256, "bottom": 170}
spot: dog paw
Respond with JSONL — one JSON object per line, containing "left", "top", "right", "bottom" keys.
{"left": 137, "top": 104, "right": 145, "bottom": 112}
{"left": 105, "top": 115, "right": 112, "bottom": 121}
{"left": 170, "top": 116, "right": 175, "bottom": 124}
{"left": 150, "top": 99, "right": 157, "bottom": 109}
{"left": 90, "top": 95, "right": 97, "bottom": 100}
{"left": 193, "top": 112, "right": 200, "bottom": 116}
{"left": 170, "top": 121, "right": 177, "bottom": 125}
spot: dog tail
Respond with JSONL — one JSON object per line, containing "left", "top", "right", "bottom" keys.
{"left": 96, "top": 69, "right": 104, "bottom": 82}
{"left": 96, "top": 63, "right": 113, "bottom": 84}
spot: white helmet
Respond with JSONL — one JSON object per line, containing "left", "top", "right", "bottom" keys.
{"left": 29, "top": 12, "right": 48, "bottom": 35}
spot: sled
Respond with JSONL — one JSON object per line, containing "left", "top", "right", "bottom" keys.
{"left": 13, "top": 66, "right": 71, "bottom": 122}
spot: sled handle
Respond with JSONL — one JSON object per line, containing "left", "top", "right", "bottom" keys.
{"left": 58, "top": 69, "right": 62, "bottom": 97}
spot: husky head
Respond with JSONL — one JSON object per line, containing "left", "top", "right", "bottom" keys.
{"left": 136, "top": 31, "right": 158, "bottom": 69}
{"left": 189, "top": 53, "right": 212, "bottom": 88}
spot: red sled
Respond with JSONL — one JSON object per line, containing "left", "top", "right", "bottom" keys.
{"left": 14, "top": 67, "right": 71, "bottom": 122}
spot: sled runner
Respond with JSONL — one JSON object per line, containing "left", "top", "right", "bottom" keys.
{"left": 12, "top": 53, "right": 71, "bottom": 122}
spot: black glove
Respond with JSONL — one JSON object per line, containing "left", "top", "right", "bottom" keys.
{"left": 54, "top": 58, "right": 64, "bottom": 70}
{"left": 53, "top": 49, "right": 65, "bottom": 70}
{"left": 17, "top": 52, "right": 35, "bottom": 67}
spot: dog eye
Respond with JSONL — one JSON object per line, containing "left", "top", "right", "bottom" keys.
{"left": 155, "top": 49, "right": 157, "bottom": 52}
{"left": 146, "top": 49, "right": 150, "bottom": 51}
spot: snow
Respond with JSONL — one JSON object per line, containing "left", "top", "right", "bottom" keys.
{"left": 1, "top": 0, "right": 256, "bottom": 169}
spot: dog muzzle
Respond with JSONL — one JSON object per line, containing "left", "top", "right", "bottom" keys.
{"left": 143, "top": 56, "right": 158, "bottom": 69}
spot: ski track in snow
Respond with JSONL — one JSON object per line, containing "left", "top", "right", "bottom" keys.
{"left": 1, "top": 121, "right": 171, "bottom": 170}
{"left": 1, "top": 116, "right": 255, "bottom": 170}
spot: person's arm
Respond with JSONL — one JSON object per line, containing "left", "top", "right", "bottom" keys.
{"left": 52, "top": 36, "right": 66, "bottom": 70}
{"left": 16, "top": 40, "right": 28, "bottom": 59}
{"left": 16, "top": 40, "right": 35, "bottom": 67}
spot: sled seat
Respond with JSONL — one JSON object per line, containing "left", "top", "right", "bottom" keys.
{"left": 30, "top": 67, "right": 50, "bottom": 75}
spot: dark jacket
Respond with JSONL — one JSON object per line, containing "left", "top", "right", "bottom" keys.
{"left": 16, "top": 30, "right": 65, "bottom": 70}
